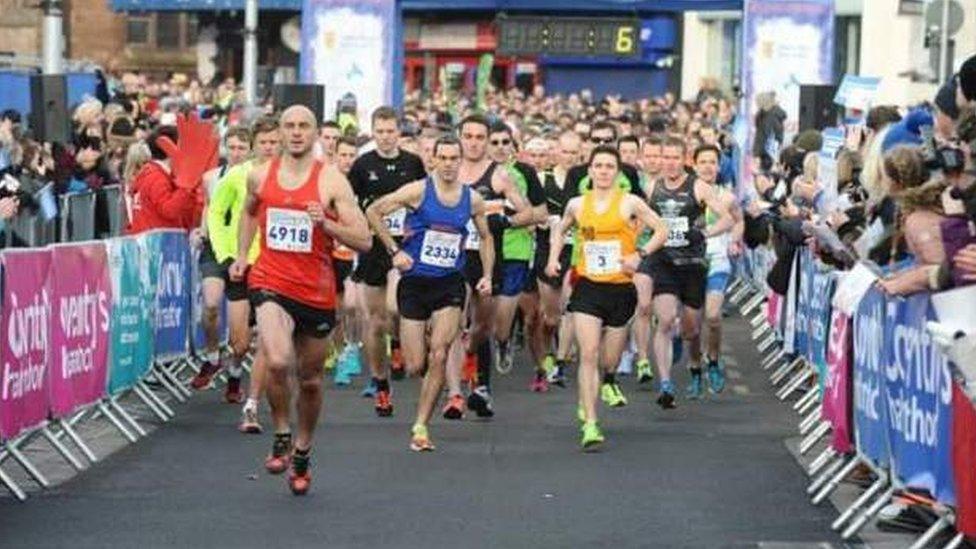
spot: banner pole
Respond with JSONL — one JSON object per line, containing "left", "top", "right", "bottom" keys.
{"left": 97, "top": 401, "right": 138, "bottom": 443}
{"left": 793, "top": 385, "right": 820, "bottom": 411}
{"left": 832, "top": 464, "right": 883, "bottom": 530}
{"left": 942, "top": 533, "right": 965, "bottom": 549}
{"left": 56, "top": 419, "right": 98, "bottom": 464}
{"left": 0, "top": 457, "right": 28, "bottom": 501}
{"left": 136, "top": 381, "right": 175, "bottom": 418}
{"left": 908, "top": 516, "right": 952, "bottom": 549}
{"left": 800, "top": 421, "right": 831, "bottom": 454}
{"left": 133, "top": 384, "right": 173, "bottom": 421}
{"left": 807, "top": 453, "right": 846, "bottom": 494}
{"left": 6, "top": 437, "right": 50, "bottom": 488}
{"left": 812, "top": 454, "right": 859, "bottom": 504}
{"left": 109, "top": 397, "right": 148, "bottom": 438}
{"left": 841, "top": 485, "right": 895, "bottom": 539}
{"left": 806, "top": 446, "right": 837, "bottom": 477}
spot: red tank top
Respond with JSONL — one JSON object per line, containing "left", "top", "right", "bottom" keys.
{"left": 248, "top": 157, "right": 336, "bottom": 310}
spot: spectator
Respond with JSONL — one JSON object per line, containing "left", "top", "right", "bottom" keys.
{"left": 752, "top": 91, "right": 786, "bottom": 173}
{"left": 125, "top": 125, "right": 201, "bottom": 234}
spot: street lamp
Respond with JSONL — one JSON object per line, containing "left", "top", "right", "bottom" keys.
{"left": 38, "top": 0, "right": 64, "bottom": 75}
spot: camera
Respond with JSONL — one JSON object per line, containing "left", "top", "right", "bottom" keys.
{"left": 919, "top": 124, "right": 966, "bottom": 176}
{"left": 0, "top": 173, "right": 21, "bottom": 200}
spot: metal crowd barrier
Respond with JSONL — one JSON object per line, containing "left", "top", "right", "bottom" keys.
{"left": 726, "top": 248, "right": 969, "bottom": 548}
{"left": 2, "top": 185, "right": 124, "bottom": 248}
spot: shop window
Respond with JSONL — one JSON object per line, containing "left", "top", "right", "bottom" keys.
{"left": 126, "top": 13, "right": 152, "bottom": 46}
{"left": 156, "top": 12, "right": 182, "bottom": 50}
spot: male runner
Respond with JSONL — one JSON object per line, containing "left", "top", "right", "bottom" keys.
{"left": 646, "top": 136, "right": 734, "bottom": 409}
{"left": 633, "top": 134, "right": 665, "bottom": 385}
{"left": 317, "top": 121, "right": 341, "bottom": 163}
{"left": 617, "top": 135, "right": 640, "bottom": 168}
{"left": 230, "top": 105, "right": 372, "bottom": 495}
{"left": 485, "top": 122, "right": 547, "bottom": 377}
{"left": 330, "top": 136, "right": 364, "bottom": 384}
{"left": 546, "top": 146, "right": 667, "bottom": 450}
{"left": 348, "top": 106, "right": 426, "bottom": 416}
{"left": 190, "top": 125, "right": 251, "bottom": 399}
{"left": 204, "top": 115, "right": 281, "bottom": 433}
{"left": 689, "top": 143, "right": 743, "bottom": 397}
{"left": 365, "top": 136, "right": 493, "bottom": 450}
{"left": 450, "top": 114, "right": 534, "bottom": 419}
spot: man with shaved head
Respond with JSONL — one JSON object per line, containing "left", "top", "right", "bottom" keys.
{"left": 230, "top": 104, "right": 372, "bottom": 495}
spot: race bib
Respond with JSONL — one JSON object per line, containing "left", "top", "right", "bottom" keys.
{"left": 384, "top": 208, "right": 407, "bottom": 237}
{"left": 420, "top": 230, "right": 462, "bottom": 268}
{"left": 266, "top": 208, "right": 313, "bottom": 253}
{"left": 584, "top": 240, "right": 622, "bottom": 277}
{"left": 464, "top": 219, "right": 481, "bottom": 251}
{"left": 664, "top": 216, "right": 689, "bottom": 248}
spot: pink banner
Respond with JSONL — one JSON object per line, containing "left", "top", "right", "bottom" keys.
{"left": 823, "top": 309, "right": 853, "bottom": 453}
{"left": 0, "top": 250, "right": 52, "bottom": 440}
{"left": 48, "top": 244, "right": 112, "bottom": 418}
{"left": 766, "top": 291, "right": 782, "bottom": 328}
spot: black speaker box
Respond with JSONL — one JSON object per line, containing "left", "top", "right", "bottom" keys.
{"left": 798, "top": 84, "right": 839, "bottom": 132}
{"left": 30, "top": 74, "right": 71, "bottom": 143}
{"left": 273, "top": 84, "right": 325, "bottom": 123}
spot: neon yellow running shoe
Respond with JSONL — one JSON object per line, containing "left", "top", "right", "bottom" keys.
{"left": 636, "top": 359, "right": 654, "bottom": 384}
{"left": 580, "top": 421, "right": 604, "bottom": 451}
{"left": 601, "top": 383, "right": 628, "bottom": 407}
{"left": 542, "top": 354, "right": 556, "bottom": 377}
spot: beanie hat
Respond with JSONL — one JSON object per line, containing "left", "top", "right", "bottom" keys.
{"left": 881, "top": 108, "right": 933, "bottom": 153}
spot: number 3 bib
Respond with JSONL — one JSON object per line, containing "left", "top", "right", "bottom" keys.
{"left": 266, "top": 208, "right": 313, "bottom": 253}
{"left": 584, "top": 240, "right": 622, "bottom": 276}
{"left": 420, "top": 230, "right": 462, "bottom": 268}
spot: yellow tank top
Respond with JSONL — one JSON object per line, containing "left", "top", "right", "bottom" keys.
{"left": 576, "top": 189, "right": 636, "bottom": 284}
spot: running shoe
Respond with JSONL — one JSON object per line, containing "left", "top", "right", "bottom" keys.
{"left": 686, "top": 369, "right": 704, "bottom": 400}
{"left": 494, "top": 343, "right": 514, "bottom": 375}
{"left": 323, "top": 353, "right": 337, "bottom": 372}
{"left": 542, "top": 354, "right": 556, "bottom": 377}
{"left": 442, "top": 394, "right": 465, "bottom": 420}
{"left": 657, "top": 380, "right": 677, "bottom": 410}
{"left": 462, "top": 352, "right": 478, "bottom": 386}
{"left": 334, "top": 369, "right": 352, "bottom": 387}
{"left": 548, "top": 365, "right": 567, "bottom": 388}
{"left": 636, "top": 359, "right": 654, "bottom": 385}
{"left": 530, "top": 371, "right": 549, "bottom": 393}
{"left": 467, "top": 385, "right": 495, "bottom": 418}
{"left": 409, "top": 424, "right": 435, "bottom": 452}
{"left": 224, "top": 376, "right": 244, "bottom": 404}
{"left": 288, "top": 449, "right": 312, "bottom": 495}
{"left": 189, "top": 361, "right": 221, "bottom": 390}
{"left": 375, "top": 388, "right": 394, "bottom": 417}
{"left": 360, "top": 379, "right": 378, "bottom": 398}
{"left": 344, "top": 344, "right": 363, "bottom": 376}
{"left": 600, "top": 383, "right": 628, "bottom": 407}
{"left": 390, "top": 348, "right": 405, "bottom": 380}
{"left": 238, "top": 404, "right": 263, "bottom": 434}
{"left": 265, "top": 433, "right": 292, "bottom": 474}
{"left": 580, "top": 421, "right": 605, "bottom": 451}
{"left": 707, "top": 359, "right": 726, "bottom": 394}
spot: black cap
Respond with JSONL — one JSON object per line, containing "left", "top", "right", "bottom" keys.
{"left": 934, "top": 77, "right": 960, "bottom": 119}
{"left": 958, "top": 54, "right": 976, "bottom": 102}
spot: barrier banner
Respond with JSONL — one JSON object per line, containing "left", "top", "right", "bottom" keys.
{"left": 806, "top": 263, "right": 835, "bottom": 393}
{"left": 824, "top": 309, "right": 854, "bottom": 453}
{"left": 882, "top": 293, "right": 955, "bottom": 504}
{"left": 852, "top": 286, "right": 889, "bottom": 465}
{"left": 795, "top": 251, "right": 814, "bottom": 358}
{"left": 153, "top": 231, "right": 190, "bottom": 358}
{"left": 952, "top": 382, "right": 976, "bottom": 536}
{"left": 783, "top": 251, "right": 801, "bottom": 354}
{"left": 0, "top": 250, "right": 52, "bottom": 440}
{"left": 766, "top": 290, "right": 782, "bottom": 330}
{"left": 48, "top": 244, "right": 112, "bottom": 417}
{"left": 107, "top": 237, "right": 154, "bottom": 395}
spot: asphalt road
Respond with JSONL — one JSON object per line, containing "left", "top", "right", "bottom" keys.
{"left": 0, "top": 316, "right": 844, "bottom": 548}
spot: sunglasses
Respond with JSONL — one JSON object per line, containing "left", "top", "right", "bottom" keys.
{"left": 490, "top": 138, "right": 512, "bottom": 146}
{"left": 590, "top": 137, "right": 614, "bottom": 145}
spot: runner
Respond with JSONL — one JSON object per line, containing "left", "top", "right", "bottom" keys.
{"left": 646, "top": 136, "right": 734, "bottom": 409}
{"left": 448, "top": 114, "right": 534, "bottom": 419}
{"left": 546, "top": 145, "right": 667, "bottom": 450}
{"left": 485, "top": 122, "right": 547, "bottom": 380}
{"left": 689, "top": 143, "right": 743, "bottom": 397}
{"left": 189, "top": 125, "right": 251, "bottom": 401}
{"left": 329, "top": 135, "right": 365, "bottom": 385}
{"left": 202, "top": 115, "right": 281, "bottom": 434}
{"left": 365, "top": 136, "right": 493, "bottom": 451}
{"left": 317, "top": 121, "right": 341, "bottom": 163}
{"left": 229, "top": 105, "right": 372, "bottom": 495}
{"left": 347, "top": 106, "right": 426, "bottom": 416}
{"left": 633, "top": 134, "right": 665, "bottom": 385}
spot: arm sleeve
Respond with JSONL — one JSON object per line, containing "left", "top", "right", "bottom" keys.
{"left": 143, "top": 169, "right": 195, "bottom": 225}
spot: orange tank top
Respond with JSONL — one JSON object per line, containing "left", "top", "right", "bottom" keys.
{"left": 576, "top": 189, "right": 636, "bottom": 284}
{"left": 248, "top": 157, "right": 336, "bottom": 310}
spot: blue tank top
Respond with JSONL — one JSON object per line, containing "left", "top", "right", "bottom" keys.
{"left": 402, "top": 178, "right": 472, "bottom": 278}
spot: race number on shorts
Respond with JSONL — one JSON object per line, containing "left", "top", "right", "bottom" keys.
{"left": 420, "top": 230, "right": 462, "bottom": 268}
{"left": 266, "top": 208, "right": 313, "bottom": 253}
{"left": 384, "top": 208, "right": 407, "bottom": 237}
{"left": 664, "top": 216, "right": 690, "bottom": 247}
{"left": 464, "top": 219, "right": 480, "bottom": 250}
{"left": 584, "top": 240, "right": 622, "bottom": 276}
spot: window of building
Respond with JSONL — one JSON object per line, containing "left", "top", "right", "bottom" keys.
{"left": 834, "top": 16, "right": 862, "bottom": 82}
{"left": 721, "top": 19, "right": 742, "bottom": 91}
{"left": 126, "top": 13, "right": 152, "bottom": 46}
{"left": 156, "top": 12, "right": 182, "bottom": 50}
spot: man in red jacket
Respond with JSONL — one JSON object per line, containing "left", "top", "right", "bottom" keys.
{"left": 126, "top": 117, "right": 216, "bottom": 234}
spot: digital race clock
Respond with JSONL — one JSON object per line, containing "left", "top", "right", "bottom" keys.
{"left": 496, "top": 16, "right": 642, "bottom": 58}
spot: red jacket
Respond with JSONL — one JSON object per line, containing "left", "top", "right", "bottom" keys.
{"left": 125, "top": 160, "right": 202, "bottom": 235}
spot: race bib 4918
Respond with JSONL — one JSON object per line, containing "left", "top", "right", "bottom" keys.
{"left": 266, "top": 208, "right": 313, "bottom": 253}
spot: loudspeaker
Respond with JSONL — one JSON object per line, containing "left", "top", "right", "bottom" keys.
{"left": 30, "top": 74, "right": 71, "bottom": 143}
{"left": 273, "top": 84, "right": 325, "bottom": 123}
{"left": 798, "top": 84, "right": 839, "bottom": 132}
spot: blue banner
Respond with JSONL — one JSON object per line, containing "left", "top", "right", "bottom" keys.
{"left": 152, "top": 231, "right": 190, "bottom": 358}
{"left": 795, "top": 250, "right": 813, "bottom": 357}
{"left": 806, "top": 260, "right": 835, "bottom": 393}
{"left": 853, "top": 286, "right": 890, "bottom": 466}
{"left": 106, "top": 238, "right": 155, "bottom": 395}
{"left": 883, "top": 294, "right": 956, "bottom": 504}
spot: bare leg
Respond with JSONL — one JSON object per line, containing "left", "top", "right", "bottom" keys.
{"left": 201, "top": 277, "right": 225, "bottom": 361}
{"left": 573, "top": 313, "right": 603, "bottom": 423}
{"left": 633, "top": 273, "right": 653, "bottom": 364}
{"left": 362, "top": 284, "right": 390, "bottom": 381}
{"left": 414, "top": 308, "right": 461, "bottom": 427}
{"left": 704, "top": 291, "right": 724, "bottom": 362}
{"left": 255, "top": 301, "right": 298, "bottom": 434}
{"left": 652, "top": 294, "right": 679, "bottom": 383}
{"left": 293, "top": 334, "right": 331, "bottom": 451}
